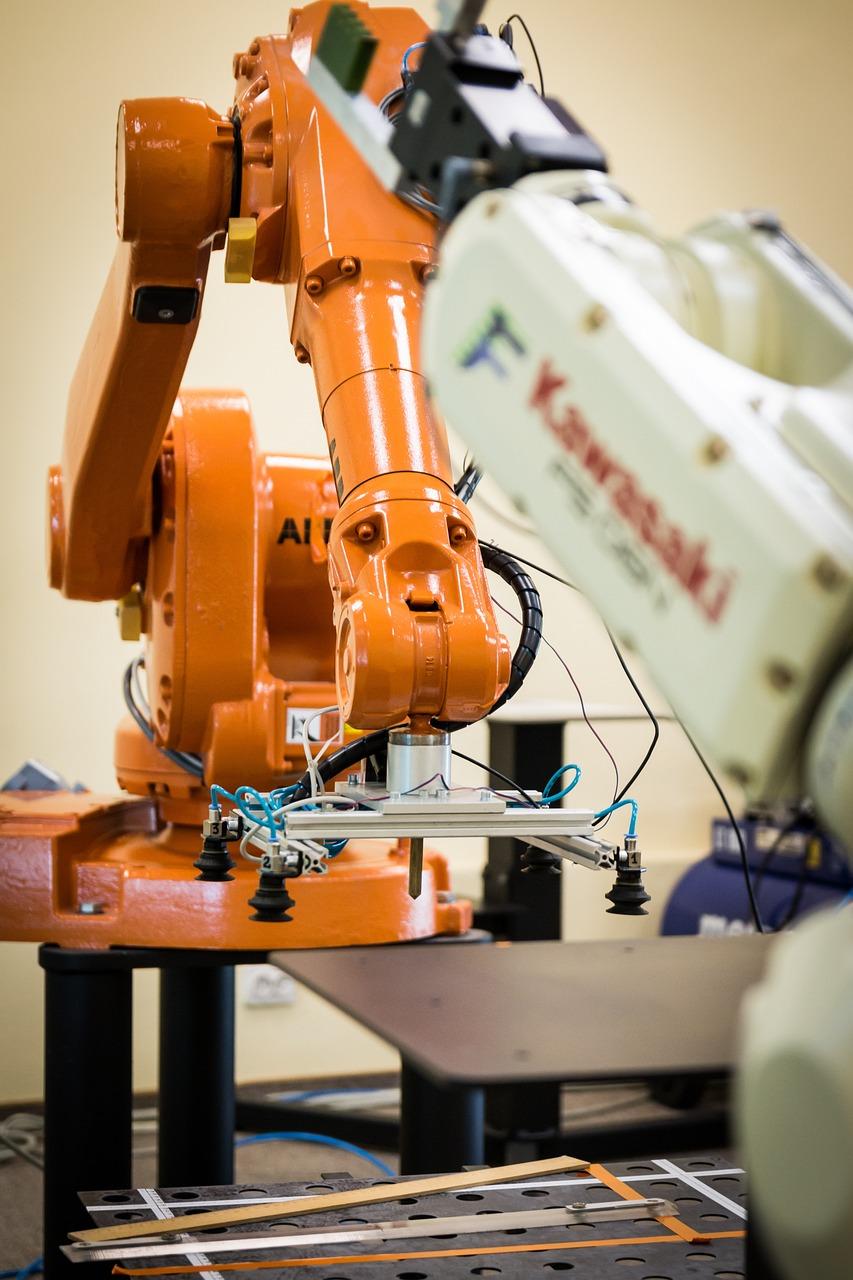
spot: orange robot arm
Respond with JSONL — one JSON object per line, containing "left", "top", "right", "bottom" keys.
{"left": 50, "top": 2, "right": 510, "bottom": 734}
{"left": 236, "top": 4, "right": 510, "bottom": 730}
{"left": 50, "top": 99, "right": 234, "bottom": 602}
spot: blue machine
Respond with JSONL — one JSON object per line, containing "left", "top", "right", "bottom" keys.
{"left": 662, "top": 815, "right": 852, "bottom": 935}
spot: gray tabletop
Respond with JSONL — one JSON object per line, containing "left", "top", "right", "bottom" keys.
{"left": 272, "top": 933, "right": 774, "bottom": 1086}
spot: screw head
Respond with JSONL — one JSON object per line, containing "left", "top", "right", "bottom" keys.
{"left": 338, "top": 255, "right": 359, "bottom": 277}
{"left": 294, "top": 342, "right": 311, "bottom": 364}
{"left": 766, "top": 661, "right": 796, "bottom": 691}
{"left": 305, "top": 274, "right": 324, "bottom": 296}
{"left": 356, "top": 521, "right": 377, "bottom": 543}
{"left": 701, "top": 435, "right": 729, "bottom": 464}
{"left": 419, "top": 262, "right": 437, "bottom": 284}
{"left": 449, "top": 524, "right": 468, "bottom": 545}
{"left": 813, "top": 554, "right": 845, "bottom": 591}
{"left": 582, "top": 303, "right": 608, "bottom": 332}
{"left": 726, "top": 761, "right": 753, "bottom": 787}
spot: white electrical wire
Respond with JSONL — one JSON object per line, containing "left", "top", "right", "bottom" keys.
{"left": 0, "top": 1112, "right": 43, "bottom": 1169}
{"left": 301, "top": 705, "right": 342, "bottom": 796}
{"left": 238, "top": 821, "right": 267, "bottom": 863}
{"left": 238, "top": 793, "right": 361, "bottom": 866}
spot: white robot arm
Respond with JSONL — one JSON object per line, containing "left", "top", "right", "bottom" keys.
{"left": 422, "top": 175, "right": 853, "bottom": 847}
{"left": 307, "top": 2, "right": 853, "bottom": 848}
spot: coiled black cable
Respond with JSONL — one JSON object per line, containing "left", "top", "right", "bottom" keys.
{"left": 477, "top": 541, "right": 542, "bottom": 713}
{"left": 289, "top": 544, "right": 543, "bottom": 799}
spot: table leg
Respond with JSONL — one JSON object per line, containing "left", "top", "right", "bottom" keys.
{"left": 400, "top": 1059, "right": 484, "bottom": 1173}
{"left": 158, "top": 963, "right": 235, "bottom": 1187}
{"left": 41, "top": 949, "right": 133, "bottom": 1280}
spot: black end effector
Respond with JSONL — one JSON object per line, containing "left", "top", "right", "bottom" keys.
{"left": 248, "top": 870, "right": 297, "bottom": 923}
{"left": 389, "top": 30, "right": 607, "bottom": 218}
{"left": 520, "top": 845, "right": 562, "bottom": 875}
{"left": 605, "top": 837, "right": 651, "bottom": 916}
{"left": 248, "top": 846, "right": 303, "bottom": 923}
{"left": 194, "top": 808, "right": 243, "bottom": 882}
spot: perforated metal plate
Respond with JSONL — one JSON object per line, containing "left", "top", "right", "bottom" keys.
{"left": 78, "top": 1152, "right": 747, "bottom": 1280}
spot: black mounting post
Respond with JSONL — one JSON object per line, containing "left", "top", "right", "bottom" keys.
{"left": 399, "top": 1059, "right": 484, "bottom": 1173}
{"left": 158, "top": 964, "right": 236, "bottom": 1187}
{"left": 38, "top": 945, "right": 265, "bottom": 1276}
{"left": 41, "top": 948, "right": 133, "bottom": 1280}
{"left": 477, "top": 715, "right": 566, "bottom": 1154}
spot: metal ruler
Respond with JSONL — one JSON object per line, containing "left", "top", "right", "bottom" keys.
{"left": 63, "top": 1197, "right": 677, "bottom": 1264}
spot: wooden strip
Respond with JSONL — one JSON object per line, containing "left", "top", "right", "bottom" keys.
{"left": 588, "top": 1162, "right": 706, "bottom": 1245}
{"left": 112, "top": 1229, "right": 747, "bottom": 1275}
{"left": 70, "top": 1156, "right": 588, "bottom": 1245}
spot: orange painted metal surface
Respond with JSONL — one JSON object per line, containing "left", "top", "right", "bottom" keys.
{"left": 233, "top": 3, "right": 511, "bottom": 728}
{"left": 48, "top": 1, "right": 510, "bottom": 733}
{"left": 0, "top": 791, "right": 470, "bottom": 950}
{"left": 51, "top": 98, "right": 234, "bottom": 603}
{"left": 136, "top": 391, "right": 340, "bottom": 789}
{"left": 18, "top": 2, "right": 502, "bottom": 951}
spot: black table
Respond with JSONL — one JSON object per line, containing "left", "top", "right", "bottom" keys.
{"left": 39, "top": 943, "right": 268, "bottom": 1280}
{"left": 272, "top": 935, "right": 774, "bottom": 1172}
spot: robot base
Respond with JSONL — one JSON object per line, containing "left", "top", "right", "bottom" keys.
{"left": 0, "top": 791, "right": 471, "bottom": 950}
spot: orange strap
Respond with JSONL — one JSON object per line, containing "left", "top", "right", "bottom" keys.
{"left": 587, "top": 1162, "right": 708, "bottom": 1245}
{"left": 112, "top": 1230, "right": 745, "bottom": 1276}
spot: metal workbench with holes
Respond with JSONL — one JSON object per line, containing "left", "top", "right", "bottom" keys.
{"left": 71, "top": 1155, "right": 750, "bottom": 1280}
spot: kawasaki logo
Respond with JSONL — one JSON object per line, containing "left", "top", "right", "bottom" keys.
{"left": 529, "top": 360, "right": 736, "bottom": 623}
{"left": 457, "top": 306, "right": 526, "bottom": 376}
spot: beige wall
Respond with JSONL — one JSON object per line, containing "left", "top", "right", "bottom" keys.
{"left": 1, "top": 0, "right": 851, "bottom": 1103}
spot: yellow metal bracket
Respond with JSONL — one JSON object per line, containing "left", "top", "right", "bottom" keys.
{"left": 225, "top": 217, "right": 257, "bottom": 283}
{"left": 116, "top": 586, "right": 144, "bottom": 642}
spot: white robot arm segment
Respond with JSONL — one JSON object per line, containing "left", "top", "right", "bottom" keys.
{"left": 422, "top": 175, "right": 853, "bottom": 845}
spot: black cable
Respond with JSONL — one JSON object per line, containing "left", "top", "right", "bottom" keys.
{"left": 490, "top": 594, "right": 620, "bottom": 805}
{"left": 480, "top": 540, "right": 656, "bottom": 814}
{"left": 477, "top": 543, "right": 542, "bottom": 713}
{"left": 479, "top": 545, "right": 578, "bottom": 593}
{"left": 753, "top": 814, "right": 803, "bottom": 895}
{"left": 379, "top": 86, "right": 406, "bottom": 119}
{"left": 380, "top": 65, "right": 440, "bottom": 219}
{"left": 752, "top": 810, "right": 819, "bottom": 931}
{"left": 480, "top": 539, "right": 763, "bottom": 931}
{"left": 455, "top": 460, "right": 483, "bottom": 504}
{"left": 682, "top": 726, "right": 764, "bottom": 933}
{"left": 122, "top": 662, "right": 204, "bottom": 779}
{"left": 775, "top": 846, "right": 811, "bottom": 931}
{"left": 450, "top": 747, "right": 539, "bottom": 808}
{"left": 291, "top": 547, "right": 543, "bottom": 797}
{"left": 290, "top": 727, "right": 393, "bottom": 801}
{"left": 593, "top": 630, "right": 660, "bottom": 826}
{"left": 479, "top": 543, "right": 579, "bottom": 591}
{"left": 500, "top": 14, "right": 545, "bottom": 95}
